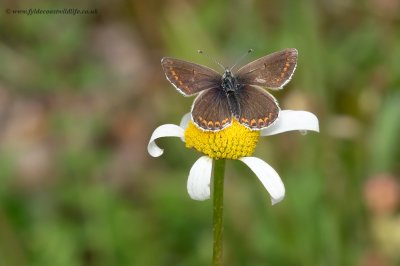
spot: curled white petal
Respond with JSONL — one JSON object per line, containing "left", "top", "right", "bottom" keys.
{"left": 147, "top": 124, "right": 184, "bottom": 157}
{"left": 180, "top": 112, "right": 192, "bottom": 129}
{"left": 239, "top": 157, "right": 285, "bottom": 205}
{"left": 261, "top": 110, "right": 319, "bottom": 136}
{"left": 187, "top": 156, "right": 213, "bottom": 201}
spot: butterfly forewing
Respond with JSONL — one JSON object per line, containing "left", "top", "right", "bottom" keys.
{"left": 236, "top": 48, "right": 298, "bottom": 89}
{"left": 191, "top": 88, "right": 232, "bottom": 131}
{"left": 236, "top": 85, "right": 280, "bottom": 130}
{"left": 161, "top": 57, "right": 221, "bottom": 96}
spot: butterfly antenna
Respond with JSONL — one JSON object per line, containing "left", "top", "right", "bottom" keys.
{"left": 197, "top": 50, "right": 225, "bottom": 71}
{"left": 230, "top": 49, "right": 254, "bottom": 71}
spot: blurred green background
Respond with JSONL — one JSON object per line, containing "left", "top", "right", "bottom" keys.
{"left": 0, "top": 0, "right": 399, "bottom": 265}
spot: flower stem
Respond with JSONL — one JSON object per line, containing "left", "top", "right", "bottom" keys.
{"left": 212, "top": 159, "right": 226, "bottom": 266}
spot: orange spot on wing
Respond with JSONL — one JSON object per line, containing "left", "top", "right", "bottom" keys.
{"left": 240, "top": 118, "right": 249, "bottom": 124}
{"left": 170, "top": 68, "right": 181, "bottom": 82}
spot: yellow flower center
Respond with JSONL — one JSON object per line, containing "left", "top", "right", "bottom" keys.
{"left": 184, "top": 119, "right": 260, "bottom": 159}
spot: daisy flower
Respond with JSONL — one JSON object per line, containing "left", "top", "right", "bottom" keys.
{"left": 150, "top": 48, "right": 319, "bottom": 265}
{"left": 148, "top": 109, "right": 319, "bottom": 205}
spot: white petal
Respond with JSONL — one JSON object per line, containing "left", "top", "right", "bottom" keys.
{"left": 261, "top": 110, "right": 319, "bottom": 136}
{"left": 147, "top": 124, "right": 184, "bottom": 157}
{"left": 180, "top": 112, "right": 192, "bottom": 129}
{"left": 239, "top": 157, "right": 285, "bottom": 205}
{"left": 187, "top": 156, "right": 213, "bottom": 201}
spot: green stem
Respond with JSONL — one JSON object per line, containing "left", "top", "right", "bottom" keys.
{"left": 212, "top": 159, "right": 226, "bottom": 266}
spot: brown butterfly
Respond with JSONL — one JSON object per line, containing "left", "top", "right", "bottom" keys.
{"left": 161, "top": 48, "right": 298, "bottom": 131}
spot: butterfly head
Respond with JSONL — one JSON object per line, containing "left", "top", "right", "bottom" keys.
{"left": 223, "top": 69, "right": 232, "bottom": 76}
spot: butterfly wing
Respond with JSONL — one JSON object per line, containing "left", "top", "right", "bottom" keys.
{"left": 191, "top": 87, "right": 232, "bottom": 131}
{"left": 161, "top": 57, "right": 221, "bottom": 96}
{"left": 236, "top": 85, "right": 280, "bottom": 130}
{"left": 236, "top": 48, "right": 298, "bottom": 89}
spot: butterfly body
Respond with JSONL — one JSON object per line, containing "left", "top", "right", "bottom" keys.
{"left": 221, "top": 70, "right": 242, "bottom": 120}
{"left": 161, "top": 48, "right": 298, "bottom": 132}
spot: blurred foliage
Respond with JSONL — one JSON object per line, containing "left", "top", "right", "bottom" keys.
{"left": 0, "top": 0, "right": 399, "bottom": 265}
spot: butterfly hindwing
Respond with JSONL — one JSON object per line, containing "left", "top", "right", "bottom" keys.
{"left": 236, "top": 48, "right": 298, "bottom": 89}
{"left": 191, "top": 87, "right": 232, "bottom": 131}
{"left": 161, "top": 57, "right": 221, "bottom": 96}
{"left": 236, "top": 85, "right": 280, "bottom": 130}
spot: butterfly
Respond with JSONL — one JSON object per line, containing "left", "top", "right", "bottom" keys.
{"left": 161, "top": 48, "right": 298, "bottom": 131}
